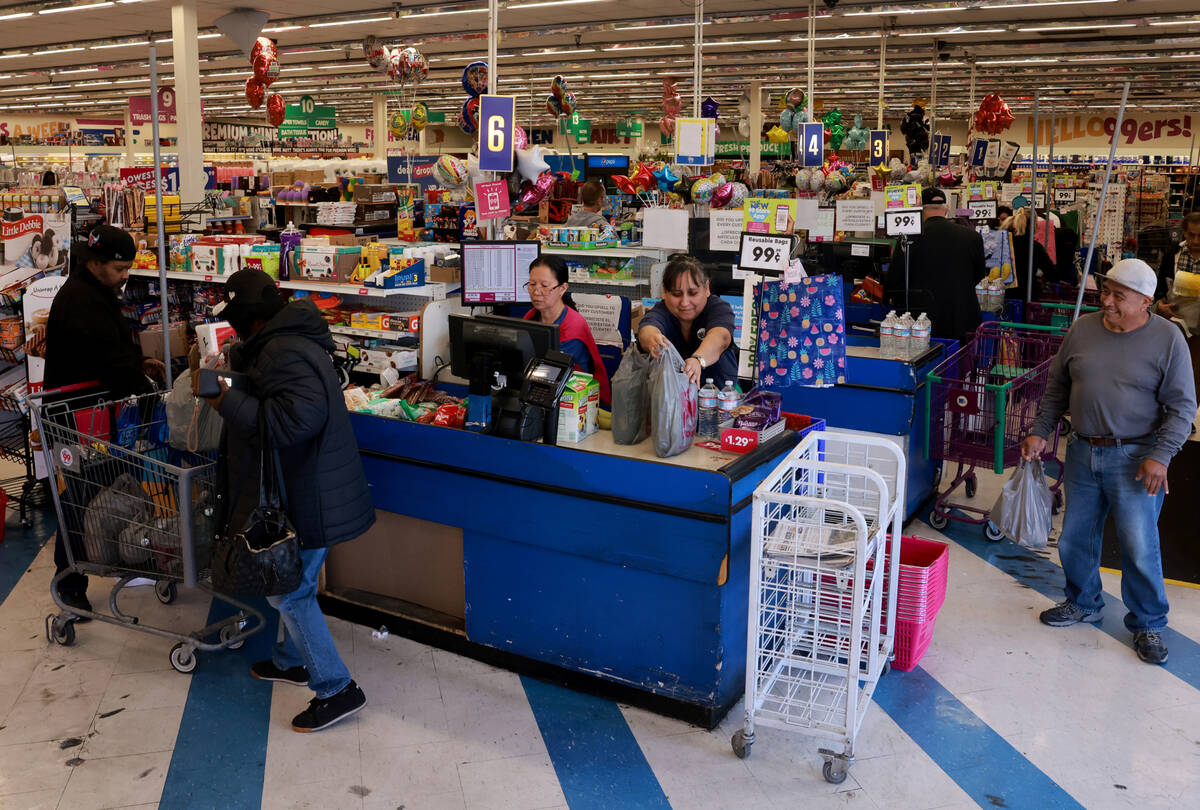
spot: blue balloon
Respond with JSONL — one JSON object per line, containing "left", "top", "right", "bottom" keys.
{"left": 462, "top": 61, "right": 488, "bottom": 96}
{"left": 780, "top": 108, "right": 795, "bottom": 133}
{"left": 653, "top": 164, "right": 679, "bottom": 192}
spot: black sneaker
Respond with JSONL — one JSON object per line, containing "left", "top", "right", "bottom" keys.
{"left": 251, "top": 660, "right": 310, "bottom": 686}
{"left": 57, "top": 591, "right": 93, "bottom": 623}
{"left": 1039, "top": 601, "right": 1103, "bottom": 627}
{"left": 1134, "top": 631, "right": 1168, "bottom": 665}
{"left": 291, "top": 681, "right": 366, "bottom": 733}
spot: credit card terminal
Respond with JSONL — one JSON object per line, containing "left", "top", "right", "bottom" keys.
{"left": 519, "top": 350, "right": 575, "bottom": 410}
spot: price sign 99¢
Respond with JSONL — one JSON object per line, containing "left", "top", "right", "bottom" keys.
{"left": 738, "top": 232, "right": 792, "bottom": 273}
{"left": 478, "top": 95, "right": 515, "bottom": 173}
{"left": 885, "top": 208, "right": 923, "bottom": 237}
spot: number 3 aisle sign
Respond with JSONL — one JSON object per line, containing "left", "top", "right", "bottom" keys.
{"left": 478, "top": 95, "right": 515, "bottom": 173}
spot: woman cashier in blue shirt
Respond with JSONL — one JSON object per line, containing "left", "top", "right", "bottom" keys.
{"left": 637, "top": 255, "right": 737, "bottom": 386}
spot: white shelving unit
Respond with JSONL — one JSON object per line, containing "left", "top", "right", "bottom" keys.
{"left": 128, "top": 269, "right": 458, "bottom": 300}
{"left": 330, "top": 324, "right": 416, "bottom": 341}
{"left": 542, "top": 245, "right": 669, "bottom": 260}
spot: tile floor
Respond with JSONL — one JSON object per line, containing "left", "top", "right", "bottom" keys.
{"left": 1, "top": 464, "right": 1199, "bottom": 809}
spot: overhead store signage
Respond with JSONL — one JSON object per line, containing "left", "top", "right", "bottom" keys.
{"left": 931, "top": 133, "right": 951, "bottom": 167}
{"left": 279, "top": 95, "right": 337, "bottom": 138}
{"left": 970, "top": 138, "right": 989, "bottom": 167}
{"left": 800, "top": 121, "right": 824, "bottom": 167}
{"left": 714, "top": 141, "right": 792, "bottom": 158}
{"left": 129, "top": 88, "right": 177, "bottom": 125}
{"left": 119, "top": 167, "right": 179, "bottom": 194}
{"left": 203, "top": 119, "right": 279, "bottom": 143}
{"left": 743, "top": 198, "right": 798, "bottom": 235}
{"left": 674, "top": 118, "right": 716, "bottom": 166}
{"left": 478, "top": 95, "right": 515, "bottom": 173}
{"left": 885, "top": 208, "right": 922, "bottom": 237}
{"left": 869, "top": 130, "right": 889, "bottom": 167}
{"left": 616, "top": 120, "right": 643, "bottom": 138}
{"left": 1021, "top": 112, "right": 1194, "bottom": 147}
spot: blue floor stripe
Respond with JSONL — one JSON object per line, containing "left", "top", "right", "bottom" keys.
{"left": 940, "top": 514, "right": 1200, "bottom": 690}
{"left": 874, "top": 667, "right": 1084, "bottom": 809}
{"left": 0, "top": 513, "right": 56, "bottom": 606}
{"left": 160, "top": 596, "right": 278, "bottom": 809}
{"left": 520, "top": 675, "right": 672, "bottom": 810}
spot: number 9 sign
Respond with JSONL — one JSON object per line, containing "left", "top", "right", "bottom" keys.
{"left": 478, "top": 95, "right": 515, "bottom": 173}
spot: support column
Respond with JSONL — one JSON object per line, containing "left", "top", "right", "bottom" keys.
{"left": 171, "top": 0, "right": 205, "bottom": 207}
{"left": 373, "top": 94, "right": 388, "bottom": 159}
{"left": 748, "top": 80, "right": 763, "bottom": 175}
{"left": 123, "top": 106, "right": 136, "bottom": 163}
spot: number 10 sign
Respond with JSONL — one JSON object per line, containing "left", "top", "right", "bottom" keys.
{"left": 478, "top": 95, "right": 515, "bottom": 173}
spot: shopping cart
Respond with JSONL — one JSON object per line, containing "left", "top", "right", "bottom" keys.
{"left": 1024, "top": 301, "right": 1099, "bottom": 330}
{"left": 732, "top": 431, "right": 905, "bottom": 785}
{"left": 32, "top": 385, "right": 263, "bottom": 673}
{"left": 924, "top": 322, "right": 1067, "bottom": 539}
{"left": 1040, "top": 280, "right": 1101, "bottom": 307}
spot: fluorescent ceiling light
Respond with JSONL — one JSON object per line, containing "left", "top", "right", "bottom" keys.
{"left": 898, "top": 28, "right": 1006, "bottom": 37}
{"left": 197, "top": 33, "right": 221, "bottom": 39}
{"left": 1151, "top": 19, "right": 1200, "bottom": 27}
{"left": 56, "top": 67, "right": 100, "bottom": 73}
{"left": 846, "top": 7, "right": 952, "bottom": 16}
{"left": 280, "top": 67, "right": 312, "bottom": 72}
{"left": 40, "top": 2, "right": 115, "bottom": 14}
{"left": 438, "top": 54, "right": 516, "bottom": 62}
{"left": 509, "top": 0, "right": 611, "bottom": 8}
{"left": 614, "top": 21, "right": 709, "bottom": 31}
{"left": 977, "top": 57, "right": 1060, "bottom": 65}
{"left": 602, "top": 44, "right": 685, "bottom": 51}
{"left": 1018, "top": 23, "right": 1136, "bottom": 32}
{"left": 523, "top": 48, "right": 597, "bottom": 55}
{"left": 263, "top": 25, "right": 304, "bottom": 32}
{"left": 90, "top": 41, "right": 142, "bottom": 50}
{"left": 0, "top": 11, "right": 33, "bottom": 20}
{"left": 706, "top": 39, "right": 782, "bottom": 47}
{"left": 32, "top": 47, "right": 84, "bottom": 55}
{"left": 990, "top": 0, "right": 1116, "bottom": 7}
{"left": 309, "top": 16, "right": 390, "bottom": 28}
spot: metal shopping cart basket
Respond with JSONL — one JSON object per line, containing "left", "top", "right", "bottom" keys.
{"left": 32, "top": 384, "right": 263, "bottom": 673}
{"left": 732, "top": 431, "right": 905, "bottom": 785}
{"left": 924, "top": 322, "right": 1067, "bottom": 539}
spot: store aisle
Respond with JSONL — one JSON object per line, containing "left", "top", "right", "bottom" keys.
{"left": 2, "top": 480, "right": 1199, "bottom": 810}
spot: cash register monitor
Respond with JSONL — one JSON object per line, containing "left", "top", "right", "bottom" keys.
{"left": 448, "top": 313, "right": 560, "bottom": 395}
{"left": 460, "top": 241, "right": 540, "bottom": 305}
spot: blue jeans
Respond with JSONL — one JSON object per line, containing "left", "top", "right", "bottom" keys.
{"left": 1058, "top": 436, "right": 1169, "bottom": 631}
{"left": 267, "top": 548, "right": 351, "bottom": 699}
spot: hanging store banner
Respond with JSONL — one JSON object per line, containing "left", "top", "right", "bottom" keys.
{"left": 279, "top": 95, "right": 337, "bottom": 138}
{"left": 1019, "top": 113, "right": 1195, "bottom": 148}
{"left": 129, "top": 88, "right": 177, "bottom": 125}
{"left": 119, "top": 167, "right": 180, "bottom": 194}
{"left": 478, "top": 96, "right": 516, "bottom": 173}
{"left": 714, "top": 140, "right": 792, "bottom": 158}
{"left": 387, "top": 155, "right": 441, "bottom": 189}
{"left": 869, "top": 130, "right": 889, "bottom": 167}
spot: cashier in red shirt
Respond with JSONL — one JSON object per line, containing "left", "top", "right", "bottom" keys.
{"left": 523, "top": 255, "right": 611, "bottom": 407}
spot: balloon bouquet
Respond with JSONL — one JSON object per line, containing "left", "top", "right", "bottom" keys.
{"left": 660, "top": 78, "right": 682, "bottom": 139}
{"left": 900, "top": 103, "right": 931, "bottom": 160}
{"left": 362, "top": 35, "right": 428, "bottom": 150}
{"left": 842, "top": 114, "right": 870, "bottom": 152}
{"left": 458, "top": 60, "right": 488, "bottom": 135}
{"left": 244, "top": 37, "right": 285, "bottom": 128}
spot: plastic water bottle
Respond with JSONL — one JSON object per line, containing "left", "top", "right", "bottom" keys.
{"left": 894, "top": 312, "right": 914, "bottom": 361}
{"left": 913, "top": 312, "right": 932, "bottom": 356}
{"left": 987, "top": 281, "right": 1004, "bottom": 314}
{"left": 976, "top": 281, "right": 988, "bottom": 311}
{"left": 718, "top": 381, "right": 741, "bottom": 425}
{"left": 880, "top": 310, "right": 897, "bottom": 359}
{"left": 698, "top": 379, "right": 720, "bottom": 441}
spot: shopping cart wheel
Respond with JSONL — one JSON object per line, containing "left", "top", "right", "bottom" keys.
{"left": 219, "top": 623, "right": 246, "bottom": 651}
{"left": 985, "top": 522, "right": 1005, "bottom": 542}
{"left": 928, "top": 510, "right": 949, "bottom": 530}
{"left": 730, "top": 730, "right": 752, "bottom": 759}
{"left": 965, "top": 475, "right": 977, "bottom": 499}
{"left": 47, "top": 615, "right": 75, "bottom": 646}
{"left": 822, "top": 759, "right": 848, "bottom": 785}
{"left": 155, "top": 580, "right": 178, "bottom": 605}
{"left": 170, "top": 643, "right": 197, "bottom": 674}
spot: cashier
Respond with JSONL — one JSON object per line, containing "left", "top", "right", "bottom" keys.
{"left": 637, "top": 255, "right": 737, "bottom": 387}
{"left": 523, "top": 255, "right": 611, "bottom": 407}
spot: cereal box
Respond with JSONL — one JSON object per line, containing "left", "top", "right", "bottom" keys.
{"left": 557, "top": 372, "right": 599, "bottom": 443}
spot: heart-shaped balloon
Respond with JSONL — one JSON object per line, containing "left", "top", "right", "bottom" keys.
{"left": 659, "top": 116, "right": 675, "bottom": 138}
{"left": 551, "top": 75, "right": 568, "bottom": 99}
{"left": 516, "top": 145, "right": 550, "bottom": 183}
{"left": 462, "top": 61, "right": 488, "bottom": 96}
{"left": 266, "top": 93, "right": 285, "bottom": 127}
{"left": 710, "top": 182, "right": 734, "bottom": 208}
{"left": 545, "top": 95, "right": 564, "bottom": 117}
{"left": 516, "top": 172, "right": 555, "bottom": 209}
{"left": 251, "top": 36, "right": 275, "bottom": 63}
{"left": 244, "top": 77, "right": 265, "bottom": 109}
{"left": 253, "top": 56, "right": 278, "bottom": 84}
{"left": 663, "top": 94, "right": 683, "bottom": 116}
{"left": 513, "top": 125, "right": 528, "bottom": 151}
{"left": 780, "top": 108, "right": 795, "bottom": 133}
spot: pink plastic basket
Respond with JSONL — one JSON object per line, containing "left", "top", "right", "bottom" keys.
{"left": 893, "top": 616, "right": 938, "bottom": 671}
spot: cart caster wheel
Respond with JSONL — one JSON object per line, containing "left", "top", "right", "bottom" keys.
{"left": 1052, "top": 490, "right": 1064, "bottom": 515}
{"left": 169, "top": 643, "right": 197, "bottom": 674}
{"left": 822, "top": 760, "right": 848, "bottom": 785}
{"left": 219, "top": 623, "right": 245, "bottom": 651}
{"left": 155, "top": 580, "right": 177, "bottom": 605}
{"left": 48, "top": 616, "right": 75, "bottom": 646}
{"left": 20, "top": 519, "right": 32, "bottom": 529}
{"left": 730, "top": 730, "right": 752, "bottom": 759}
{"left": 985, "top": 521, "right": 1005, "bottom": 542}
{"left": 882, "top": 660, "right": 891, "bottom": 676}
{"left": 928, "top": 510, "right": 949, "bottom": 530}
{"left": 964, "top": 476, "right": 977, "bottom": 499}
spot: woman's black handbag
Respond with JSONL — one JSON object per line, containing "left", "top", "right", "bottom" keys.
{"left": 212, "top": 410, "right": 302, "bottom": 597}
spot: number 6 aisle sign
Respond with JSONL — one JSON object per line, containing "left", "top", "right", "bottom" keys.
{"left": 478, "top": 95, "right": 515, "bottom": 173}
{"left": 801, "top": 121, "right": 824, "bottom": 167}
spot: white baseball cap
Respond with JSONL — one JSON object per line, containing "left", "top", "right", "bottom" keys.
{"left": 1097, "top": 258, "right": 1157, "bottom": 299}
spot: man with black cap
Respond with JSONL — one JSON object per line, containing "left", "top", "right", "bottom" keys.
{"left": 886, "top": 187, "right": 988, "bottom": 345}
{"left": 43, "top": 224, "right": 165, "bottom": 615}
{"left": 203, "top": 268, "right": 374, "bottom": 733}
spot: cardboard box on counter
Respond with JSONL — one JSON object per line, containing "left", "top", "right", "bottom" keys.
{"left": 426, "top": 265, "right": 460, "bottom": 284}
{"left": 140, "top": 321, "right": 188, "bottom": 361}
{"left": 557, "top": 372, "right": 600, "bottom": 443}
{"left": 352, "top": 184, "right": 398, "bottom": 204}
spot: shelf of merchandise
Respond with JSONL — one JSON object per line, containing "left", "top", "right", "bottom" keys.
{"left": 128, "top": 269, "right": 458, "bottom": 300}
{"left": 542, "top": 245, "right": 669, "bottom": 260}
{"left": 330, "top": 325, "right": 417, "bottom": 341}
{"left": 568, "top": 277, "right": 649, "bottom": 288}
{"left": 204, "top": 214, "right": 253, "bottom": 222}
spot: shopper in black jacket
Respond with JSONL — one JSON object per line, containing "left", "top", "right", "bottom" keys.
{"left": 203, "top": 268, "right": 373, "bottom": 733}
{"left": 42, "top": 225, "right": 164, "bottom": 615}
{"left": 887, "top": 187, "right": 988, "bottom": 345}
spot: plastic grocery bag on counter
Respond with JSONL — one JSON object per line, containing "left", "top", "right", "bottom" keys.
{"left": 610, "top": 341, "right": 651, "bottom": 445}
{"left": 648, "top": 342, "right": 697, "bottom": 458}
{"left": 990, "top": 459, "right": 1053, "bottom": 549}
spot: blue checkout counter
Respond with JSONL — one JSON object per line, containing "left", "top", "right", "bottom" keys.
{"left": 775, "top": 336, "right": 952, "bottom": 520}
{"left": 319, "top": 416, "right": 799, "bottom": 727}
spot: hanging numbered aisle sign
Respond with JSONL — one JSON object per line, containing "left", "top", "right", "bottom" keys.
{"left": 478, "top": 95, "right": 516, "bottom": 173}
{"left": 800, "top": 121, "right": 824, "bottom": 167}
{"left": 674, "top": 118, "right": 716, "bottom": 166}
{"left": 869, "top": 130, "right": 889, "bottom": 167}
{"left": 934, "top": 134, "right": 952, "bottom": 168}
{"left": 970, "top": 137, "right": 989, "bottom": 168}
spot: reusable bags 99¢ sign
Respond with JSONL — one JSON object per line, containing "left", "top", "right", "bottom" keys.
{"left": 739, "top": 233, "right": 791, "bottom": 273}
{"left": 478, "top": 95, "right": 515, "bottom": 173}
{"left": 800, "top": 121, "right": 824, "bottom": 167}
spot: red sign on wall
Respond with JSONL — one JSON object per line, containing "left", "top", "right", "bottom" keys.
{"left": 129, "top": 88, "right": 177, "bottom": 125}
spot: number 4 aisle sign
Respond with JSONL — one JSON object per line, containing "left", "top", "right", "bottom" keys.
{"left": 478, "top": 95, "right": 515, "bottom": 173}
{"left": 801, "top": 121, "right": 824, "bottom": 167}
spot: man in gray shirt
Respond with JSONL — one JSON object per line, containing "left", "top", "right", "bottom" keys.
{"left": 1022, "top": 258, "right": 1197, "bottom": 665}
{"left": 564, "top": 180, "right": 612, "bottom": 230}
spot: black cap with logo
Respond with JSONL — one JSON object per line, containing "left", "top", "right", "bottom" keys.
{"left": 920, "top": 187, "right": 948, "bottom": 206}
{"left": 75, "top": 225, "right": 136, "bottom": 265}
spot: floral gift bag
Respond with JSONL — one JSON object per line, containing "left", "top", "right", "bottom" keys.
{"left": 755, "top": 275, "right": 847, "bottom": 388}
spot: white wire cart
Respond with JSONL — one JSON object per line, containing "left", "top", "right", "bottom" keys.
{"left": 731, "top": 430, "right": 906, "bottom": 784}
{"left": 32, "top": 386, "right": 264, "bottom": 672}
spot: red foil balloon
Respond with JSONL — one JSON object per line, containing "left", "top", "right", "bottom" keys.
{"left": 253, "top": 56, "right": 279, "bottom": 84}
{"left": 973, "top": 93, "right": 1016, "bottom": 135}
{"left": 710, "top": 182, "right": 734, "bottom": 208}
{"left": 612, "top": 175, "right": 638, "bottom": 195}
{"left": 516, "top": 172, "right": 555, "bottom": 209}
{"left": 251, "top": 36, "right": 275, "bottom": 63}
{"left": 266, "top": 93, "right": 285, "bottom": 127}
{"left": 244, "top": 77, "right": 265, "bottom": 109}
{"left": 513, "top": 125, "right": 528, "bottom": 151}
{"left": 631, "top": 162, "right": 656, "bottom": 192}
{"left": 659, "top": 116, "right": 675, "bottom": 138}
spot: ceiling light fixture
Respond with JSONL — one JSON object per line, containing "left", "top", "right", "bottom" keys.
{"left": 0, "top": 11, "right": 33, "bottom": 20}
{"left": 898, "top": 28, "right": 1006, "bottom": 37}
{"left": 523, "top": 48, "right": 597, "bottom": 55}
{"left": 989, "top": 0, "right": 1117, "bottom": 8}
{"left": 845, "top": 7, "right": 953, "bottom": 17}
{"left": 90, "top": 41, "right": 141, "bottom": 49}
{"left": 32, "top": 47, "right": 85, "bottom": 55}
{"left": 603, "top": 44, "right": 686, "bottom": 51}
{"left": 39, "top": 2, "right": 115, "bottom": 14}
{"left": 1150, "top": 19, "right": 1200, "bottom": 27}
{"left": 706, "top": 39, "right": 782, "bottom": 47}
{"left": 509, "top": 0, "right": 612, "bottom": 8}
{"left": 262, "top": 25, "right": 304, "bottom": 32}
{"left": 309, "top": 16, "right": 391, "bottom": 28}
{"left": 614, "top": 21, "right": 710, "bottom": 31}
{"left": 1017, "top": 23, "right": 1136, "bottom": 32}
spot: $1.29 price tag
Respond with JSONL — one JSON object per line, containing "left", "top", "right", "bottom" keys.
{"left": 720, "top": 428, "right": 760, "bottom": 454}
{"left": 885, "top": 208, "right": 923, "bottom": 237}
{"left": 738, "top": 232, "right": 791, "bottom": 273}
